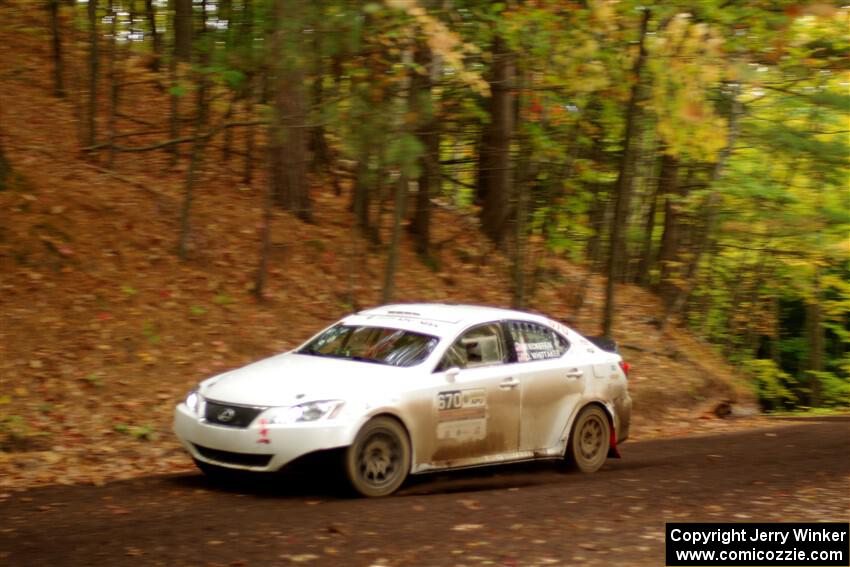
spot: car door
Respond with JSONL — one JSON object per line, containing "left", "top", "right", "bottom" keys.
{"left": 506, "top": 320, "right": 588, "bottom": 452}
{"left": 425, "top": 323, "right": 521, "bottom": 467}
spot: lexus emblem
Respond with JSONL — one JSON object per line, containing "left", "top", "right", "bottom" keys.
{"left": 217, "top": 408, "right": 236, "bottom": 422}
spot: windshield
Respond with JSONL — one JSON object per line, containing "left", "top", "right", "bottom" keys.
{"left": 297, "top": 325, "right": 439, "bottom": 367}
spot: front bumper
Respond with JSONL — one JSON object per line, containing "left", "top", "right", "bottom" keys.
{"left": 173, "top": 403, "right": 356, "bottom": 472}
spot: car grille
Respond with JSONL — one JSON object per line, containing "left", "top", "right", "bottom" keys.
{"left": 204, "top": 400, "right": 266, "bottom": 428}
{"left": 193, "top": 444, "right": 273, "bottom": 468}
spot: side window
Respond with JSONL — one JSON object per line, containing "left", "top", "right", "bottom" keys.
{"left": 436, "top": 324, "right": 506, "bottom": 371}
{"left": 509, "top": 321, "right": 569, "bottom": 362}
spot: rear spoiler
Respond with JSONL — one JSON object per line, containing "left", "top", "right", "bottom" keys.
{"left": 586, "top": 336, "right": 619, "bottom": 353}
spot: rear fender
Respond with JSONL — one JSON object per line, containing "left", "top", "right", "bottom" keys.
{"left": 560, "top": 400, "right": 620, "bottom": 458}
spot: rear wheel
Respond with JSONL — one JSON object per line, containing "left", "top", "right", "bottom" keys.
{"left": 566, "top": 406, "right": 610, "bottom": 473}
{"left": 345, "top": 417, "right": 411, "bottom": 497}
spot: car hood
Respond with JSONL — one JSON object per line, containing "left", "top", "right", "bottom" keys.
{"left": 199, "top": 352, "right": 409, "bottom": 407}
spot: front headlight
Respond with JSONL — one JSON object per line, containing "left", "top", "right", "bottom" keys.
{"left": 185, "top": 388, "right": 201, "bottom": 414}
{"left": 267, "top": 400, "right": 345, "bottom": 425}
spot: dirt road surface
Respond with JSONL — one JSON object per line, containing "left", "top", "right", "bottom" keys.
{"left": 1, "top": 418, "right": 848, "bottom": 566}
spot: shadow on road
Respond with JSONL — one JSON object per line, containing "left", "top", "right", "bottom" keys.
{"left": 164, "top": 453, "right": 624, "bottom": 500}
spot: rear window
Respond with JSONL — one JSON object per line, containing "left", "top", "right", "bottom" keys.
{"left": 298, "top": 325, "right": 439, "bottom": 367}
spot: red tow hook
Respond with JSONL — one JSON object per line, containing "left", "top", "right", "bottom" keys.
{"left": 608, "top": 426, "right": 621, "bottom": 458}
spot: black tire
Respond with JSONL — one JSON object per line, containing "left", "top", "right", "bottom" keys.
{"left": 345, "top": 417, "right": 411, "bottom": 497}
{"left": 566, "top": 405, "right": 610, "bottom": 473}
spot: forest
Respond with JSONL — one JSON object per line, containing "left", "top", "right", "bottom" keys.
{"left": 2, "top": 0, "right": 848, "bottom": 413}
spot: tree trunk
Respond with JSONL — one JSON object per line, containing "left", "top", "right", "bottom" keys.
{"left": 371, "top": 151, "right": 387, "bottom": 245}
{"left": 583, "top": 121, "right": 610, "bottom": 272}
{"left": 410, "top": 125, "right": 437, "bottom": 256}
{"left": 144, "top": 0, "right": 161, "bottom": 71}
{"left": 654, "top": 152, "right": 683, "bottom": 301}
{"left": 198, "top": 0, "right": 207, "bottom": 34}
{"left": 806, "top": 269, "right": 824, "bottom": 406}
{"left": 584, "top": 184, "right": 607, "bottom": 270}
{"left": 269, "top": 71, "right": 310, "bottom": 220}
{"left": 176, "top": 9, "right": 209, "bottom": 260}
{"left": 478, "top": 35, "right": 515, "bottom": 247}
{"left": 222, "top": 95, "right": 236, "bottom": 163}
{"left": 511, "top": 64, "right": 532, "bottom": 309}
{"left": 176, "top": 106, "right": 206, "bottom": 260}
{"left": 169, "top": 0, "right": 192, "bottom": 165}
{"left": 308, "top": 71, "right": 330, "bottom": 174}
{"left": 243, "top": 97, "right": 256, "bottom": 184}
{"left": 381, "top": 175, "right": 409, "bottom": 304}
{"left": 602, "top": 9, "right": 650, "bottom": 338}
{"left": 353, "top": 153, "right": 372, "bottom": 234}
{"left": 106, "top": 0, "right": 120, "bottom": 168}
{"left": 72, "top": 0, "right": 86, "bottom": 147}
{"left": 174, "top": 0, "right": 192, "bottom": 62}
{"left": 770, "top": 296, "right": 782, "bottom": 366}
{"left": 168, "top": 61, "right": 180, "bottom": 164}
{"left": 473, "top": 126, "right": 490, "bottom": 207}
{"left": 218, "top": 0, "right": 232, "bottom": 35}
{"left": 308, "top": 2, "right": 330, "bottom": 175}
{"left": 744, "top": 255, "right": 768, "bottom": 355}
{"left": 86, "top": 0, "right": 99, "bottom": 148}
{"left": 408, "top": 43, "right": 438, "bottom": 257}
{"left": 267, "top": 0, "right": 311, "bottom": 222}
{"left": 0, "top": 127, "right": 11, "bottom": 191}
{"left": 254, "top": 147, "right": 274, "bottom": 300}
{"left": 239, "top": 0, "right": 254, "bottom": 184}
{"left": 635, "top": 156, "right": 661, "bottom": 286}
{"left": 512, "top": 144, "right": 531, "bottom": 309}
{"left": 48, "top": 0, "right": 64, "bottom": 98}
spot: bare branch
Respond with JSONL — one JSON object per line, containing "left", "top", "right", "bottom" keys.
{"left": 82, "top": 119, "right": 268, "bottom": 153}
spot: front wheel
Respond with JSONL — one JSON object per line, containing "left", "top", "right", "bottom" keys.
{"left": 345, "top": 417, "right": 411, "bottom": 497}
{"left": 566, "top": 406, "right": 610, "bottom": 473}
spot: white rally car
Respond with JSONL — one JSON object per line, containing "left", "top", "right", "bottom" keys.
{"left": 174, "top": 304, "right": 632, "bottom": 496}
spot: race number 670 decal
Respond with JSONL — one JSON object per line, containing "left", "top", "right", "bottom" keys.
{"left": 437, "top": 390, "right": 463, "bottom": 410}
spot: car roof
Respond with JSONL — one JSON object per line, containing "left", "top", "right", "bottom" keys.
{"left": 344, "top": 303, "right": 566, "bottom": 339}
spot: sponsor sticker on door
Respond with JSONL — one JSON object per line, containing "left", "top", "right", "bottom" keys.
{"left": 436, "top": 388, "right": 487, "bottom": 441}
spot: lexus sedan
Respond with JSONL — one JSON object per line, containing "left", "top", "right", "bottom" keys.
{"left": 174, "top": 303, "right": 632, "bottom": 496}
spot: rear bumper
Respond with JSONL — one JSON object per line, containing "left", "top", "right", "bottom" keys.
{"left": 173, "top": 403, "right": 355, "bottom": 471}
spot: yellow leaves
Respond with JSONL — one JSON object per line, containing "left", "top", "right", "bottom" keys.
{"left": 588, "top": 0, "right": 617, "bottom": 34}
{"left": 571, "top": 38, "right": 600, "bottom": 60}
{"left": 649, "top": 14, "right": 730, "bottom": 161}
{"left": 136, "top": 352, "right": 156, "bottom": 365}
{"left": 451, "top": 523, "right": 484, "bottom": 532}
{"left": 41, "top": 451, "right": 63, "bottom": 465}
{"left": 827, "top": 237, "right": 850, "bottom": 257}
{"left": 384, "top": 0, "right": 489, "bottom": 96}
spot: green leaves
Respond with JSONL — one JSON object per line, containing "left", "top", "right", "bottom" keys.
{"left": 386, "top": 133, "right": 424, "bottom": 178}
{"left": 744, "top": 359, "right": 798, "bottom": 410}
{"left": 220, "top": 69, "right": 245, "bottom": 88}
{"left": 113, "top": 423, "right": 157, "bottom": 441}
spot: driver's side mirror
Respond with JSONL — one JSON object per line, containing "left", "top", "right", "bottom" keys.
{"left": 445, "top": 367, "right": 460, "bottom": 383}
